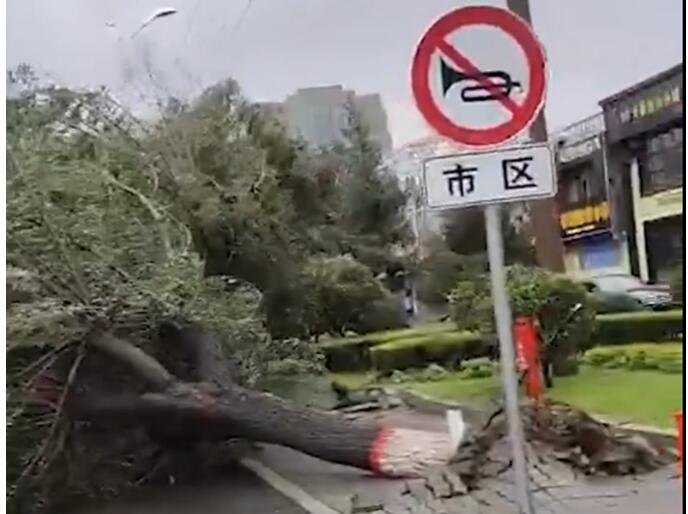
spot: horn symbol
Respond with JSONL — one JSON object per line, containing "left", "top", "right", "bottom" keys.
{"left": 441, "top": 58, "right": 467, "bottom": 96}
{"left": 440, "top": 58, "right": 522, "bottom": 102}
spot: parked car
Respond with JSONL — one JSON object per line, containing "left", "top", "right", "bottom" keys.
{"left": 581, "top": 273, "right": 673, "bottom": 312}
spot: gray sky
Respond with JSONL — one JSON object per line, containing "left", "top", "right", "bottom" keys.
{"left": 7, "top": 0, "right": 684, "bottom": 148}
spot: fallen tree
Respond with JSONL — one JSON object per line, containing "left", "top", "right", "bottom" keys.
{"left": 63, "top": 321, "right": 459, "bottom": 478}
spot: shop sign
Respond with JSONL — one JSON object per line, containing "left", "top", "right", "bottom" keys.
{"left": 560, "top": 201, "right": 610, "bottom": 238}
{"left": 603, "top": 68, "right": 683, "bottom": 142}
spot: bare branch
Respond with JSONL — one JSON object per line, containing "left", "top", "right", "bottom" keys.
{"left": 90, "top": 333, "right": 173, "bottom": 391}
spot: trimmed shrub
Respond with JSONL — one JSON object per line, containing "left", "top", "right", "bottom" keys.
{"left": 320, "top": 322, "right": 458, "bottom": 372}
{"left": 592, "top": 310, "right": 684, "bottom": 345}
{"left": 387, "top": 364, "right": 450, "bottom": 384}
{"left": 369, "top": 331, "right": 484, "bottom": 372}
{"left": 582, "top": 343, "right": 683, "bottom": 374}
{"left": 321, "top": 339, "right": 372, "bottom": 372}
{"left": 458, "top": 357, "right": 497, "bottom": 379}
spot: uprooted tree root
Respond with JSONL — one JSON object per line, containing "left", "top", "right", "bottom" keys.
{"left": 452, "top": 400, "right": 673, "bottom": 489}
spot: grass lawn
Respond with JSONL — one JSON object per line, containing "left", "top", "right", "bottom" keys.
{"left": 547, "top": 367, "right": 683, "bottom": 429}
{"left": 333, "top": 366, "right": 683, "bottom": 429}
{"left": 408, "top": 367, "right": 682, "bottom": 429}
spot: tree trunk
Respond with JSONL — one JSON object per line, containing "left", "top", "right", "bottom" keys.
{"left": 71, "top": 322, "right": 459, "bottom": 478}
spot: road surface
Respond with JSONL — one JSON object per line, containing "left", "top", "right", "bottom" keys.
{"left": 70, "top": 461, "right": 308, "bottom": 514}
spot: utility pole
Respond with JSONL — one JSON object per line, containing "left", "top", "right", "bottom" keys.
{"left": 507, "top": 0, "right": 566, "bottom": 273}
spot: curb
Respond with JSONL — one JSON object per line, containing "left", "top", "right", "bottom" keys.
{"left": 396, "top": 388, "right": 678, "bottom": 449}
{"left": 394, "top": 388, "right": 489, "bottom": 427}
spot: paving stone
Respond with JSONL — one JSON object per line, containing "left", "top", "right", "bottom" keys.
{"left": 424, "top": 471, "right": 451, "bottom": 498}
{"left": 404, "top": 479, "right": 430, "bottom": 502}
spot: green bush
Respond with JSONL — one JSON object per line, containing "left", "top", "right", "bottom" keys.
{"left": 387, "top": 364, "right": 449, "bottom": 384}
{"left": 458, "top": 357, "right": 497, "bottom": 379}
{"left": 447, "top": 280, "right": 491, "bottom": 333}
{"left": 592, "top": 310, "right": 684, "bottom": 345}
{"left": 448, "top": 265, "right": 594, "bottom": 375}
{"left": 321, "top": 339, "right": 373, "bottom": 372}
{"left": 370, "top": 331, "right": 485, "bottom": 372}
{"left": 298, "top": 254, "right": 401, "bottom": 337}
{"left": 355, "top": 296, "right": 407, "bottom": 334}
{"left": 320, "top": 322, "right": 458, "bottom": 372}
{"left": 415, "top": 248, "right": 485, "bottom": 306}
{"left": 582, "top": 343, "right": 683, "bottom": 374}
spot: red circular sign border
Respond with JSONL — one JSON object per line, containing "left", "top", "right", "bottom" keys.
{"left": 411, "top": 6, "right": 547, "bottom": 147}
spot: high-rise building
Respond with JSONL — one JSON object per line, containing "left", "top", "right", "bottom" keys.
{"left": 259, "top": 85, "right": 393, "bottom": 155}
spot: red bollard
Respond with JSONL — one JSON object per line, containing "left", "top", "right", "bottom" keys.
{"left": 676, "top": 411, "right": 683, "bottom": 477}
{"left": 513, "top": 316, "right": 543, "bottom": 403}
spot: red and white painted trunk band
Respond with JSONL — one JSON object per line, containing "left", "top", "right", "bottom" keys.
{"left": 368, "top": 425, "right": 461, "bottom": 478}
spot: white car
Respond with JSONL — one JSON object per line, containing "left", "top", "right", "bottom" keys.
{"left": 585, "top": 273, "right": 673, "bottom": 310}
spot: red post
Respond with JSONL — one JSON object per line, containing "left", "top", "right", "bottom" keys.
{"left": 513, "top": 316, "right": 543, "bottom": 403}
{"left": 676, "top": 411, "right": 683, "bottom": 478}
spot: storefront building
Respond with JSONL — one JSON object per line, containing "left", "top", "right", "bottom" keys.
{"left": 554, "top": 114, "right": 631, "bottom": 278}
{"left": 600, "top": 64, "right": 683, "bottom": 283}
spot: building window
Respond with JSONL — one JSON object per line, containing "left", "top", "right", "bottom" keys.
{"left": 640, "top": 125, "right": 684, "bottom": 196}
{"left": 559, "top": 162, "right": 603, "bottom": 208}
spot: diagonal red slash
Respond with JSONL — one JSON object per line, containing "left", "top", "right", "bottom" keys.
{"left": 437, "top": 38, "right": 522, "bottom": 116}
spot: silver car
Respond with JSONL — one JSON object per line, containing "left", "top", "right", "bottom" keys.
{"left": 585, "top": 273, "right": 673, "bottom": 310}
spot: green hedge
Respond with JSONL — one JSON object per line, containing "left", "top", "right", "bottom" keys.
{"left": 583, "top": 343, "right": 683, "bottom": 374}
{"left": 321, "top": 322, "right": 457, "bottom": 372}
{"left": 324, "top": 310, "right": 684, "bottom": 372}
{"left": 370, "top": 331, "right": 485, "bottom": 372}
{"left": 592, "top": 309, "right": 684, "bottom": 345}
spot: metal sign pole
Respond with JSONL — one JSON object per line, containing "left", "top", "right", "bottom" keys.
{"left": 484, "top": 203, "right": 534, "bottom": 514}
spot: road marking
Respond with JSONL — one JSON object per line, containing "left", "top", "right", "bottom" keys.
{"left": 238, "top": 457, "right": 341, "bottom": 514}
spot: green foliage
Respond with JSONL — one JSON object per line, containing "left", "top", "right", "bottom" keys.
{"left": 4, "top": 66, "right": 411, "bottom": 509}
{"left": 447, "top": 280, "right": 491, "bottom": 333}
{"left": 321, "top": 339, "right": 373, "bottom": 372}
{"left": 441, "top": 207, "right": 535, "bottom": 264}
{"left": 387, "top": 364, "right": 449, "bottom": 384}
{"left": 299, "top": 255, "right": 390, "bottom": 335}
{"left": 448, "top": 266, "right": 595, "bottom": 364}
{"left": 458, "top": 358, "right": 498, "bottom": 379}
{"left": 582, "top": 344, "right": 683, "bottom": 374}
{"left": 356, "top": 296, "right": 408, "bottom": 334}
{"left": 263, "top": 338, "right": 326, "bottom": 376}
{"left": 321, "top": 322, "right": 466, "bottom": 372}
{"left": 5, "top": 68, "right": 316, "bottom": 510}
{"left": 369, "top": 331, "right": 484, "bottom": 372}
{"left": 265, "top": 254, "right": 400, "bottom": 339}
{"left": 415, "top": 242, "right": 487, "bottom": 306}
{"left": 592, "top": 310, "right": 684, "bottom": 345}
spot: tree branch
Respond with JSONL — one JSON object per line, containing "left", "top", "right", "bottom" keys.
{"left": 89, "top": 333, "right": 173, "bottom": 391}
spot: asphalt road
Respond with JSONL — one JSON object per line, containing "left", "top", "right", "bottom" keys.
{"left": 69, "top": 461, "right": 308, "bottom": 514}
